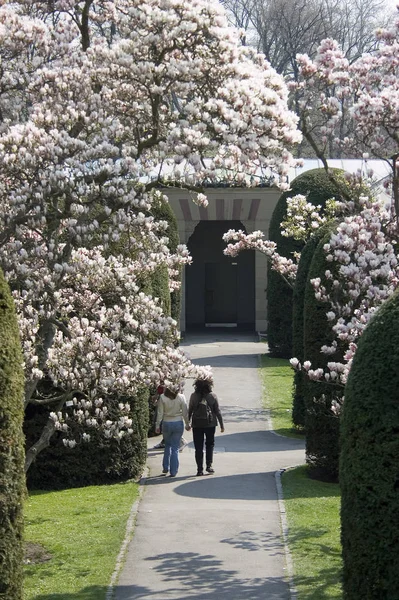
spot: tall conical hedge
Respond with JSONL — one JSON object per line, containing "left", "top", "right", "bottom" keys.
{"left": 340, "top": 289, "right": 399, "bottom": 599}
{"left": 292, "top": 221, "right": 339, "bottom": 429}
{"left": 267, "top": 169, "right": 343, "bottom": 357}
{"left": 151, "top": 192, "right": 181, "bottom": 323}
{"left": 303, "top": 228, "right": 343, "bottom": 482}
{"left": 292, "top": 230, "right": 327, "bottom": 428}
{"left": 267, "top": 194, "right": 302, "bottom": 358}
{"left": 0, "top": 269, "right": 25, "bottom": 600}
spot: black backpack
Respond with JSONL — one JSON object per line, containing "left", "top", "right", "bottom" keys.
{"left": 194, "top": 395, "right": 213, "bottom": 423}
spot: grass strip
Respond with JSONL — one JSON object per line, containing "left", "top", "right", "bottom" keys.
{"left": 24, "top": 481, "right": 139, "bottom": 600}
{"left": 259, "top": 353, "right": 304, "bottom": 439}
{"left": 260, "top": 353, "right": 342, "bottom": 599}
{"left": 282, "top": 466, "right": 342, "bottom": 599}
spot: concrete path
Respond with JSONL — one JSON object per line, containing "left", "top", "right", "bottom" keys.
{"left": 114, "top": 332, "right": 305, "bottom": 600}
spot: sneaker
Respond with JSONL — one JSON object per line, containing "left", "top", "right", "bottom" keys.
{"left": 206, "top": 466, "right": 215, "bottom": 474}
{"left": 196, "top": 470, "right": 204, "bottom": 476}
{"left": 170, "top": 473, "right": 177, "bottom": 478}
{"left": 162, "top": 468, "right": 168, "bottom": 474}
{"left": 153, "top": 440, "right": 165, "bottom": 449}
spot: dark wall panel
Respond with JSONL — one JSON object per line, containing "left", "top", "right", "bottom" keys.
{"left": 186, "top": 221, "right": 255, "bottom": 329}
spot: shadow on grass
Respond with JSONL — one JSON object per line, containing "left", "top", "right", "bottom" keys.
{"left": 294, "top": 567, "right": 342, "bottom": 600}
{"left": 272, "top": 426, "right": 305, "bottom": 440}
{"left": 288, "top": 526, "right": 342, "bottom": 599}
{"left": 282, "top": 465, "right": 340, "bottom": 498}
{"left": 32, "top": 586, "right": 107, "bottom": 599}
{"left": 260, "top": 355, "right": 291, "bottom": 368}
{"left": 282, "top": 466, "right": 342, "bottom": 597}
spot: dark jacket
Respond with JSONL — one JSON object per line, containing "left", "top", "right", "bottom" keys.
{"left": 188, "top": 391, "right": 224, "bottom": 429}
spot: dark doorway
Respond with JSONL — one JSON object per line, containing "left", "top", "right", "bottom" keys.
{"left": 205, "top": 262, "right": 238, "bottom": 324}
{"left": 186, "top": 221, "right": 255, "bottom": 330}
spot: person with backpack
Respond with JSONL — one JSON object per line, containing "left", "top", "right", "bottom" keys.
{"left": 188, "top": 378, "right": 224, "bottom": 476}
{"left": 155, "top": 384, "right": 191, "bottom": 477}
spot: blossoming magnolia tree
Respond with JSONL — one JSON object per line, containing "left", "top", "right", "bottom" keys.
{"left": 225, "top": 12, "right": 399, "bottom": 411}
{"left": 287, "top": 13, "right": 399, "bottom": 394}
{"left": 0, "top": 0, "right": 300, "bottom": 469}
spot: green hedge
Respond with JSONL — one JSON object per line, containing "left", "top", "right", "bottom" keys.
{"left": 152, "top": 192, "right": 181, "bottom": 323}
{"left": 151, "top": 264, "right": 171, "bottom": 316}
{"left": 26, "top": 388, "right": 149, "bottom": 490}
{"left": 292, "top": 235, "right": 321, "bottom": 428}
{"left": 267, "top": 169, "right": 343, "bottom": 357}
{"left": 0, "top": 269, "right": 25, "bottom": 600}
{"left": 303, "top": 229, "right": 343, "bottom": 482}
{"left": 340, "top": 290, "right": 399, "bottom": 599}
{"left": 292, "top": 224, "right": 337, "bottom": 428}
{"left": 267, "top": 194, "right": 302, "bottom": 357}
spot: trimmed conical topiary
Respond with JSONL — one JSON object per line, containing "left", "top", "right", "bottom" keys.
{"left": 151, "top": 192, "right": 181, "bottom": 323}
{"left": 340, "top": 288, "right": 399, "bottom": 599}
{"left": 292, "top": 231, "right": 325, "bottom": 428}
{"left": 303, "top": 227, "right": 343, "bottom": 481}
{"left": 0, "top": 269, "right": 25, "bottom": 600}
{"left": 267, "top": 169, "right": 343, "bottom": 357}
{"left": 292, "top": 221, "right": 340, "bottom": 429}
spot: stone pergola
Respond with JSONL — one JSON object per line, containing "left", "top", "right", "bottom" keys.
{"left": 165, "top": 158, "right": 390, "bottom": 333}
{"left": 166, "top": 186, "right": 281, "bottom": 333}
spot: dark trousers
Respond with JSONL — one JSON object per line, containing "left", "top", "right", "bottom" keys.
{"left": 193, "top": 427, "right": 216, "bottom": 471}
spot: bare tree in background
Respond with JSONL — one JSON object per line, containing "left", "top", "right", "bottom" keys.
{"left": 221, "top": 0, "right": 392, "bottom": 156}
{"left": 221, "top": 0, "right": 257, "bottom": 44}
{"left": 221, "top": 0, "right": 390, "bottom": 73}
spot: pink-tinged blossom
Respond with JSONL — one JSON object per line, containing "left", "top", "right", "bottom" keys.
{"left": 223, "top": 229, "right": 298, "bottom": 285}
{"left": 295, "top": 195, "right": 399, "bottom": 388}
{"left": 0, "top": 0, "right": 301, "bottom": 464}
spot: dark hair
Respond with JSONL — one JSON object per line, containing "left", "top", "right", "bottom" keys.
{"left": 194, "top": 379, "right": 212, "bottom": 396}
{"left": 164, "top": 387, "right": 177, "bottom": 400}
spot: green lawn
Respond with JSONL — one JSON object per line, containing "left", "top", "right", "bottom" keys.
{"left": 259, "top": 354, "right": 304, "bottom": 439}
{"left": 283, "top": 466, "right": 342, "bottom": 599}
{"left": 24, "top": 481, "right": 139, "bottom": 600}
{"left": 260, "top": 352, "right": 342, "bottom": 599}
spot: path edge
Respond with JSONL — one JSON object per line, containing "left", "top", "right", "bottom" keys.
{"left": 106, "top": 468, "right": 148, "bottom": 599}
{"left": 275, "top": 467, "right": 298, "bottom": 600}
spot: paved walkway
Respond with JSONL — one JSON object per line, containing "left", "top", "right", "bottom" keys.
{"left": 114, "top": 332, "right": 305, "bottom": 600}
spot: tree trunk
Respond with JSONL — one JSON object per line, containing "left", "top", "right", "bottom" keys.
{"left": 25, "top": 399, "right": 65, "bottom": 472}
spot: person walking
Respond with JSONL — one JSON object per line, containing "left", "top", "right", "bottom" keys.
{"left": 155, "top": 385, "right": 191, "bottom": 477}
{"left": 152, "top": 383, "right": 188, "bottom": 451}
{"left": 189, "top": 378, "right": 224, "bottom": 476}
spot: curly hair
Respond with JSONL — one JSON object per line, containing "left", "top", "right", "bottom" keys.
{"left": 194, "top": 379, "right": 213, "bottom": 396}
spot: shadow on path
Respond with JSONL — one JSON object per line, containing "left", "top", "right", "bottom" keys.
{"left": 173, "top": 471, "right": 278, "bottom": 500}
{"left": 183, "top": 331, "right": 259, "bottom": 344}
{"left": 144, "top": 469, "right": 337, "bottom": 500}
{"left": 116, "top": 551, "right": 288, "bottom": 599}
{"left": 191, "top": 353, "right": 262, "bottom": 368}
{"left": 211, "top": 429, "right": 304, "bottom": 451}
{"left": 221, "top": 405, "right": 266, "bottom": 423}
